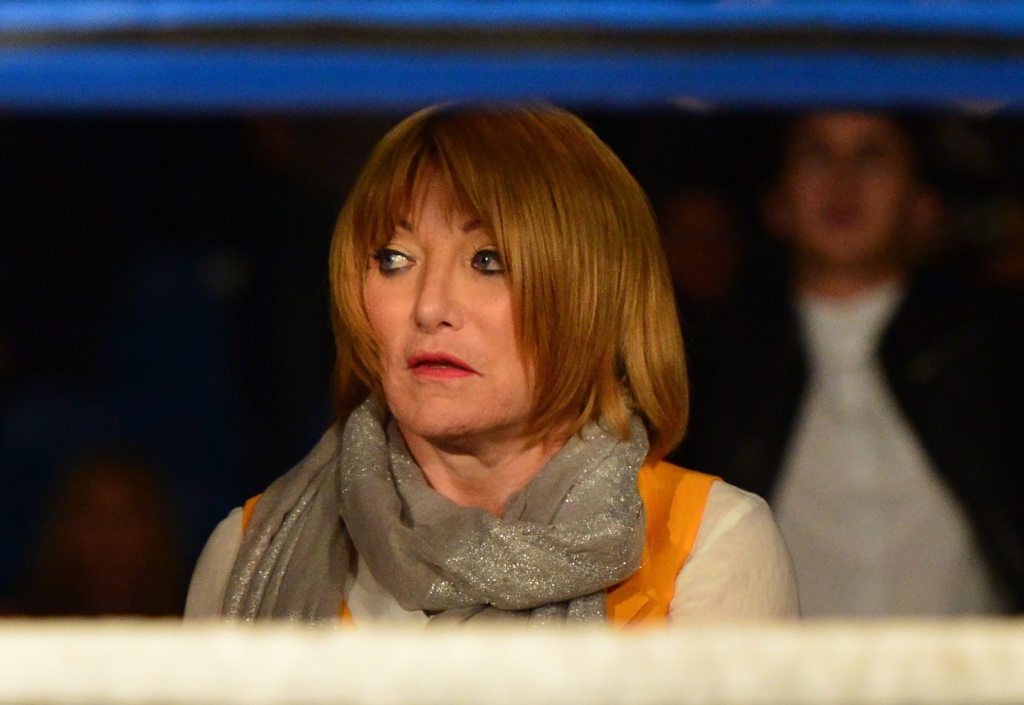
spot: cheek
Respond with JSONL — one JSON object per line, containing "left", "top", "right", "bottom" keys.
{"left": 784, "top": 172, "right": 822, "bottom": 216}
{"left": 862, "top": 182, "right": 910, "bottom": 230}
{"left": 488, "top": 298, "right": 520, "bottom": 352}
{"left": 363, "top": 280, "right": 404, "bottom": 358}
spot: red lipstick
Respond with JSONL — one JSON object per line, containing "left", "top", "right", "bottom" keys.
{"left": 407, "top": 352, "right": 478, "bottom": 379}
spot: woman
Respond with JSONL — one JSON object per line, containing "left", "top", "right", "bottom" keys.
{"left": 186, "top": 104, "right": 798, "bottom": 623}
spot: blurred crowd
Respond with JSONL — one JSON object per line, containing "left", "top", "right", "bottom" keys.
{"left": 1, "top": 109, "right": 1021, "bottom": 617}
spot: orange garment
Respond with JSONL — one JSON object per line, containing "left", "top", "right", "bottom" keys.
{"left": 241, "top": 461, "right": 716, "bottom": 625}
{"left": 605, "top": 461, "right": 717, "bottom": 625}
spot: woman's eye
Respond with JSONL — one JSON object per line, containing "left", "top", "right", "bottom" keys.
{"left": 471, "top": 248, "right": 504, "bottom": 274}
{"left": 372, "top": 248, "right": 413, "bottom": 273}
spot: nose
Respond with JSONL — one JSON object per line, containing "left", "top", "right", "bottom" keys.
{"left": 835, "top": 159, "right": 858, "bottom": 186}
{"left": 413, "top": 259, "right": 464, "bottom": 332}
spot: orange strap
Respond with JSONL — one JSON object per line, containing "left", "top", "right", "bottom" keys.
{"left": 605, "top": 462, "right": 717, "bottom": 626}
{"left": 241, "top": 494, "right": 262, "bottom": 534}
{"left": 239, "top": 462, "right": 717, "bottom": 626}
{"left": 339, "top": 601, "right": 354, "bottom": 623}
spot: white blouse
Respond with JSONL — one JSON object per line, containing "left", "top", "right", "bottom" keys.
{"left": 185, "top": 479, "right": 799, "bottom": 622}
{"left": 777, "top": 283, "right": 1007, "bottom": 616}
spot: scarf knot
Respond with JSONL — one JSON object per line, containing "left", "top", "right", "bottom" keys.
{"left": 224, "top": 397, "right": 647, "bottom": 623}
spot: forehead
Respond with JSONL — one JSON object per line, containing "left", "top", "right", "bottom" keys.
{"left": 790, "top": 112, "right": 912, "bottom": 156}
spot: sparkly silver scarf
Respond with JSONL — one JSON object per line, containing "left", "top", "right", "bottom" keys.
{"left": 222, "top": 397, "right": 647, "bottom": 623}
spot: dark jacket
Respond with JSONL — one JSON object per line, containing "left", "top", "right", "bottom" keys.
{"left": 672, "top": 266, "right": 1024, "bottom": 612}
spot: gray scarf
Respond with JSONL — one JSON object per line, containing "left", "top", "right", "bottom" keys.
{"left": 223, "top": 397, "right": 647, "bottom": 623}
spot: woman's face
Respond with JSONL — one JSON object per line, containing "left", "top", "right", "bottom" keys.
{"left": 363, "top": 175, "right": 534, "bottom": 450}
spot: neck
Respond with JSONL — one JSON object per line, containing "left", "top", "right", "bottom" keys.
{"left": 401, "top": 427, "right": 567, "bottom": 516}
{"left": 796, "top": 262, "right": 906, "bottom": 301}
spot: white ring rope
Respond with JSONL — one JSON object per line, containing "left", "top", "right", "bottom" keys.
{"left": 2, "top": 619, "right": 1023, "bottom": 705}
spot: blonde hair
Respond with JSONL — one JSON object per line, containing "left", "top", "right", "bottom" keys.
{"left": 329, "top": 104, "right": 687, "bottom": 461}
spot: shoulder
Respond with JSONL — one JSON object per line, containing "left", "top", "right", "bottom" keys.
{"left": 700, "top": 480, "right": 779, "bottom": 546}
{"left": 183, "top": 424, "right": 348, "bottom": 619}
{"left": 670, "top": 477, "right": 800, "bottom": 620}
{"left": 641, "top": 463, "right": 778, "bottom": 557}
{"left": 638, "top": 462, "right": 718, "bottom": 539}
{"left": 639, "top": 461, "right": 717, "bottom": 498}
{"left": 184, "top": 507, "right": 244, "bottom": 619}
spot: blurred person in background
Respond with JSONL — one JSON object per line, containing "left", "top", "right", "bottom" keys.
{"left": 976, "top": 194, "right": 1024, "bottom": 290}
{"left": 658, "top": 185, "right": 746, "bottom": 311}
{"left": 15, "top": 449, "right": 186, "bottom": 616}
{"left": 672, "top": 111, "right": 1024, "bottom": 616}
{"left": 656, "top": 185, "right": 750, "bottom": 456}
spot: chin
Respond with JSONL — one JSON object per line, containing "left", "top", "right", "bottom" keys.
{"left": 403, "top": 416, "right": 480, "bottom": 441}
{"left": 390, "top": 397, "right": 475, "bottom": 431}
{"left": 390, "top": 402, "right": 524, "bottom": 448}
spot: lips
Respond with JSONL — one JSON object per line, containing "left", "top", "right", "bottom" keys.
{"left": 407, "top": 352, "right": 479, "bottom": 379}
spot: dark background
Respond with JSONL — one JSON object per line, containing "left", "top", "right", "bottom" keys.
{"left": 1, "top": 108, "right": 1019, "bottom": 612}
